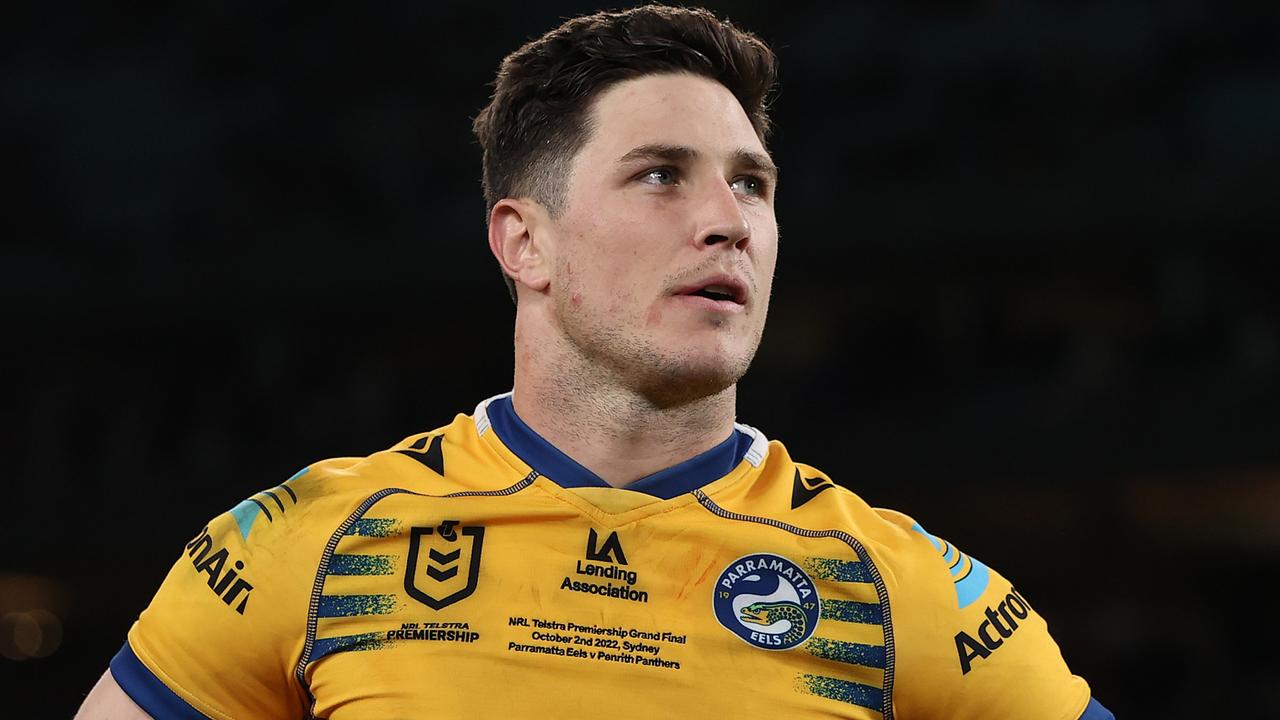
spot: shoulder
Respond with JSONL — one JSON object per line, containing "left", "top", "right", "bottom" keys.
{"left": 121, "top": 456, "right": 381, "bottom": 718}
{"left": 188, "top": 404, "right": 526, "bottom": 567}
{"left": 741, "top": 440, "right": 1039, "bottom": 630}
{"left": 185, "top": 409, "right": 504, "bottom": 583}
{"left": 713, "top": 435, "right": 922, "bottom": 551}
{"left": 272, "top": 406, "right": 524, "bottom": 514}
{"left": 722, "top": 437, "right": 1003, "bottom": 585}
{"left": 716, "top": 438, "right": 1093, "bottom": 717}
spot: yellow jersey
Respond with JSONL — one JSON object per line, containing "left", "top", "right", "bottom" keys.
{"left": 112, "top": 393, "right": 1111, "bottom": 719}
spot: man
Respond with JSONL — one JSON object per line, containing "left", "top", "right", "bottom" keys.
{"left": 79, "top": 6, "right": 1113, "bottom": 719}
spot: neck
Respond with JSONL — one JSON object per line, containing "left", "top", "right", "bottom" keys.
{"left": 510, "top": 319, "right": 738, "bottom": 489}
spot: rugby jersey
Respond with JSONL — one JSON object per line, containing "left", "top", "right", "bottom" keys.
{"left": 113, "top": 392, "right": 1111, "bottom": 719}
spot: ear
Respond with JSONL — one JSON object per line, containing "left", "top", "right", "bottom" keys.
{"left": 488, "top": 198, "right": 552, "bottom": 294}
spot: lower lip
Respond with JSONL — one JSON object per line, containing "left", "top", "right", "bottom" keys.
{"left": 672, "top": 294, "right": 746, "bottom": 314}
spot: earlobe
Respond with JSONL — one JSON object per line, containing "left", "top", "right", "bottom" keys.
{"left": 488, "top": 199, "right": 551, "bottom": 293}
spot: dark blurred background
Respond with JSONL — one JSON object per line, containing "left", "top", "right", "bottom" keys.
{"left": 3, "top": 1, "right": 1278, "bottom": 717}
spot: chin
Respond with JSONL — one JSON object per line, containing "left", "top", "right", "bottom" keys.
{"left": 632, "top": 350, "right": 751, "bottom": 409}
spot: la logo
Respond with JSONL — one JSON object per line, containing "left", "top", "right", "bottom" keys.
{"left": 585, "top": 528, "right": 627, "bottom": 565}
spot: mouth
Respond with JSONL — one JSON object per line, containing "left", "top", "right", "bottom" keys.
{"left": 672, "top": 274, "right": 748, "bottom": 308}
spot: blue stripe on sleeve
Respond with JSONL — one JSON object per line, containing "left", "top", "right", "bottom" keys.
{"left": 110, "top": 642, "right": 212, "bottom": 719}
{"left": 1078, "top": 697, "right": 1116, "bottom": 720}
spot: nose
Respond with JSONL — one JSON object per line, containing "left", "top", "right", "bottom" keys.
{"left": 694, "top": 181, "right": 751, "bottom": 251}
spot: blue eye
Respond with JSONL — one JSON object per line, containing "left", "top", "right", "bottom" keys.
{"left": 731, "top": 176, "right": 764, "bottom": 197}
{"left": 641, "top": 168, "right": 678, "bottom": 185}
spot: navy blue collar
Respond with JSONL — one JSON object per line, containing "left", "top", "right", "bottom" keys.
{"left": 485, "top": 395, "right": 753, "bottom": 500}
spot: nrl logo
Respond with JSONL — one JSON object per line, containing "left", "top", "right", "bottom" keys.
{"left": 404, "top": 520, "right": 485, "bottom": 610}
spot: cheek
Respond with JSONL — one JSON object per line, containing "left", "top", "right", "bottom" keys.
{"left": 753, "top": 226, "right": 780, "bottom": 279}
{"left": 646, "top": 304, "right": 663, "bottom": 327}
{"left": 564, "top": 263, "right": 584, "bottom": 307}
{"left": 563, "top": 205, "right": 659, "bottom": 313}
{"left": 561, "top": 241, "right": 624, "bottom": 311}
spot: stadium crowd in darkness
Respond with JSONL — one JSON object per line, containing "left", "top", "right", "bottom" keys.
{"left": 3, "top": 2, "right": 1278, "bottom": 717}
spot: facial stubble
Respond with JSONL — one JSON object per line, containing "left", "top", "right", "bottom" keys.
{"left": 553, "top": 281, "right": 764, "bottom": 411}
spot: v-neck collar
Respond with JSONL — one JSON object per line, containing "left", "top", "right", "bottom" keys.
{"left": 481, "top": 393, "right": 756, "bottom": 500}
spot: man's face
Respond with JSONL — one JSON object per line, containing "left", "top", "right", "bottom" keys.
{"left": 544, "top": 72, "right": 779, "bottom": 405}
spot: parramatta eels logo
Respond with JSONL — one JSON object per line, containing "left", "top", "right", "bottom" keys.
{"left": 713, "top": 553, "right": 820, "bottom": 651}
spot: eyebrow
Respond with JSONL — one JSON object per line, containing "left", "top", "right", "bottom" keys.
{"left": 618, "top": 143, "right": 779, "bottom": 182}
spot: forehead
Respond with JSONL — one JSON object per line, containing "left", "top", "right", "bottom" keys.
{"left": 579, "top": 72, "right": 767, "bottom": 164}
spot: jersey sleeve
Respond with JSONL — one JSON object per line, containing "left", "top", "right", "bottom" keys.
{"left": 873, "top": 509, "right": 1103, "bottom": 720}
{"left": 113, "top": 462, "right": 357, "bottom": 720}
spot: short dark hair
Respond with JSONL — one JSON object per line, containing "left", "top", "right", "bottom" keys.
{"left": 472, "top": 5, "right": 778, "bottom": 302}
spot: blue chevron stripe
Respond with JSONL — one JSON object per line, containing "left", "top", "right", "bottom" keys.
{"left": 911, "top": 522, "right": 991, "bottom": 609}
{"left": 345, "top": 518, "right": 401, "bottom": 537}
{"left": 329, "top": 554, "right": 396, "bottom": 576}
{"left": 317, "top": 594, "right": 398, "bottom": 617}
{"left": 796, "top": 674, "right": 883, "bottom": 712}
{"left": 312, "top": 632, "right": 388, "bottom": 660}
{"left": 820, "top": 599, "right": 883, "bottom": 625}
{"left": 804, "top": 558, "right": 872, "bottom": 583}
{"left": 805, "top": 637, "right": 886, "bottom": 669}
{"left": 229, "top": 499, "right": 261, "bottom": 541}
